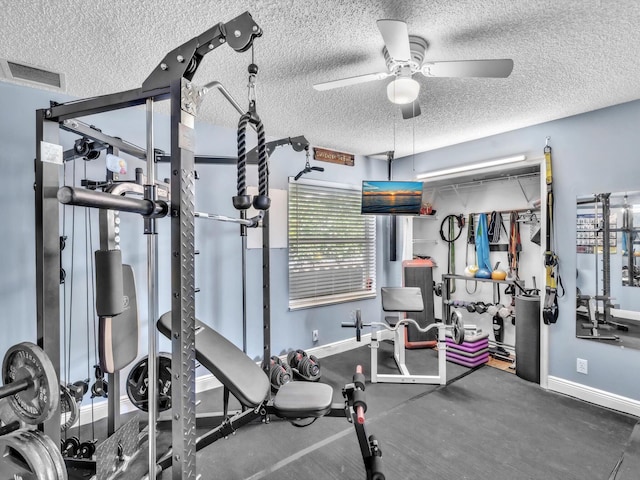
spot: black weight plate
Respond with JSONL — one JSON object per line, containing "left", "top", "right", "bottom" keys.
{"left": 450, "top": 311, "right": 465, "bottom": 345}
{"left": 59, "top": 384, "right": 78, "bottom": 432}
{"left": 2, "top": 342, "right": 58, "bottom": 425}
{"left": 126, "top": 353, "right": 172, "bottom": 412}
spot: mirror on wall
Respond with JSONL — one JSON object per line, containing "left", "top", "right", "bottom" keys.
{"left": 575, "top": 190, "right": 640, "bottom": 348}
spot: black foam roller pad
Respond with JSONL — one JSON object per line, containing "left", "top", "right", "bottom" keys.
{"left": 515, "top": 295, "right": 540, "bottom": 383}
{"left": 95, "top": 250, "right": 124, "bottom": 317}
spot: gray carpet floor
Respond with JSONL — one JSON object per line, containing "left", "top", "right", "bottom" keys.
{"left": 69, "top": 343, "right": 639, "bottom": 479}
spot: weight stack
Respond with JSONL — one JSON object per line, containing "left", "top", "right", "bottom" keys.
{"left": 402, "top": 259, "right": 436, "bottom": 347}
{"left": 515, "top": 295, "right": 540, "bottom": 383}
{"left": 446, "top": 332, "right": 490, "bottom": 368}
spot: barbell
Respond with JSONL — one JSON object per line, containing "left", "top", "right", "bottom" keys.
{"left": 342, "top": 310, "right": 466, "bottom": 345}
{"left": 1, "top": 342, "right": 59, "bottom": 425}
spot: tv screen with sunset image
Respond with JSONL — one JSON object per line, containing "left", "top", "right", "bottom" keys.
{"left": 361, "top": 181, "right": 424, "bottom": 215}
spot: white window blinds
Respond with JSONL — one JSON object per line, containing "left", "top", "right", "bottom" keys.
{"left": 288, "top": 178, "right": 376, "bottom": 310}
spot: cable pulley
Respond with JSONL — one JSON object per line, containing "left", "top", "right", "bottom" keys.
{"left": 294, "top": 146, "right": 325, "bottom": 180}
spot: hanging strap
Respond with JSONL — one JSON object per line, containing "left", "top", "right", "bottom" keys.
{"left": 439, "top": 214, "right": 464, "bottom": 295}
{"left": 543, "top": 139, "right": 561, "bottom": 324}
{"left": 467, "top": 214, "right": 475, "bottom": 244}
{"left": 508, "top": 211, "right": 521, "bottom": 279}
{"left": 487, "top": 211, "right": 504, "bottom": 243}
{"left": 466, "top": 213, "right": 475, "bottom": 266}
{"left": 449, "top": 217, "right": 456, "bottom": 293}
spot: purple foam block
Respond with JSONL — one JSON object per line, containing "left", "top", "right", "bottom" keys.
{"left": 446, "top": 351, "right": 489, "bottom": 367}
{"left": 446, "top": 333, "right": 489, "bottom": 347}
{"left": 446, "top": 346, "right": 489, "bottom": 358}
{"left": 446, "top": 339, "right": 489, "bottom": 353}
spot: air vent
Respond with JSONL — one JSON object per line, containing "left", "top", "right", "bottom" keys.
{"left": 1, "top": 59, "right": 65, "bottom": 90}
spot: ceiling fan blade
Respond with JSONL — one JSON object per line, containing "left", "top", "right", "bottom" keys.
{"left": 313, "top": 71, "right": 390, "bottom": 91}
{"left": 401, "top": 101, "right": 421, "bottom": 119}
{"left": 377, "top": 19, "right": 411, "bottom": 62}
{"left": 422, "top": 59, "right": 514, "bottom": 78}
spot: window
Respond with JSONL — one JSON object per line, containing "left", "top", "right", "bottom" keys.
{"left": 288, "top": 178, "right": 376, "bottom": 310}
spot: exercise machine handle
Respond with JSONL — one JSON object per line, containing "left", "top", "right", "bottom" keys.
{"left": 356, "top": 405, "right": 365, "bottom": 425}
{"left": 233, "top": 113, "right": 252, "bottom": 210}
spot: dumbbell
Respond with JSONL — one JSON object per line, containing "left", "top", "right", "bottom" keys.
{"left": 287, "top": 350, "right": 321, "bottom": 381}
{"left": 474, "top": 302, "right": 488, "bottom": 314}
{"left": 269, "top": 356, "right": 292, "bottom": 392}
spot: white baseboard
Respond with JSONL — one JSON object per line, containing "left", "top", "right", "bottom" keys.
{"left": 547, "top": 375, "right": 640, "bottom": 418}
{"left": 304, "top": 331, "right": 374, "bottom": 359}
{"left": 74, "top": 333, "right": 373, "bottom": 427}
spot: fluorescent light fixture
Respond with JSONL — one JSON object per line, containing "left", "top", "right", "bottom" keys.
{"left": 387, "top": 77, "right": 420, "bottom": 104}
{"left": 416, "top": 155, "right": 527, "bottom": 180}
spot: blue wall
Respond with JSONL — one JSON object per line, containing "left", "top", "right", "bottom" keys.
{"left": 5, "top": 77, "right": 638, "bottom": 404}
{"left": 393, "top": 99, "right": 640, "bottom": 401}
{"left": 0, "top": 81, "right": 392, "bottom": 392}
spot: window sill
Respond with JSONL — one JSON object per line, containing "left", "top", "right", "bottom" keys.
{"left": 289, "top": 291, "right": 377, "bottom": 311}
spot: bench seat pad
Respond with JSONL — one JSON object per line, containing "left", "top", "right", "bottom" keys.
{"left": 157, "top": 312, "right": 269, "bottom": 408}
{"left": 274, "top": 382, "right": 333, "bottom": 418}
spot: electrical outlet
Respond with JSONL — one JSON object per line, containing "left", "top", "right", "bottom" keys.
{"left": 576, "top": 358, "right": 588, "bottom": 374}
{"left": 312, "top": 330, "right": 319, "bottom": 342}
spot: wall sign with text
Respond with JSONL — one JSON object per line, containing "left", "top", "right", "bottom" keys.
{"left": 313, "top": 147, "right": 355, "bottom": 166}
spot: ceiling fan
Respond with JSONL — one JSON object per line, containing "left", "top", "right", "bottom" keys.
{"left": 313, "top": 20, "right": 514, "bottom": 119}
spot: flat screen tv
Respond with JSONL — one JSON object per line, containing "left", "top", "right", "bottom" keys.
{"left": 361, "top": 181, "right": 424, "bottom": 215}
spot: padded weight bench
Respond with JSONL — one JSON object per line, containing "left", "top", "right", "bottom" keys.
{"left": 370, "top": 287, "right": 447, "bottom": 385}
{"left": 156, "top": 312, "right": 384, "bottom": 479}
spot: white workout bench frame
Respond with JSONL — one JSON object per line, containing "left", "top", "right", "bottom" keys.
{"left": 368, "top": 287, "right": 460, "bottom": 385}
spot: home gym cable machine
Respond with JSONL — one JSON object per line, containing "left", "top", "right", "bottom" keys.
{"left": 34, "top": 12, "right": 263, "bottom": 479}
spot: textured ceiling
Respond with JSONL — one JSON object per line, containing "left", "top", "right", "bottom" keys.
{"left": 2, "top": 0, "right": 640, "bottom": 158}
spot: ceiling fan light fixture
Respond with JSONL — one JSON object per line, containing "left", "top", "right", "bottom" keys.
{"left": 386, "top": 77, "right": 420, "bottom": 104}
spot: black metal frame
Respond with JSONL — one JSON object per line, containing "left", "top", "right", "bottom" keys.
{"left": 34, "top": 11, "right": 262, "bottom": 480}
{"left": 155, "top": 136, "right": 308, "bottom": 165}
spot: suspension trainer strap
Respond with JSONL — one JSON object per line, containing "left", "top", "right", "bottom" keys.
{"left": 449, "top": 217, "right": 456, "bottom": 293}
{"left": 543, "top": 140, "right": 560, "bottom": 324}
